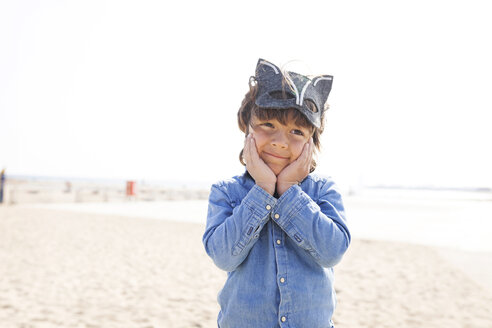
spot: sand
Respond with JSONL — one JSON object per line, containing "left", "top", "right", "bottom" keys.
{"left": 1, "top": 206, "right": 492, "bottom": 328}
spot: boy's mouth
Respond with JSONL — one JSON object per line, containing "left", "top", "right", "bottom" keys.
{"left": 263, "top": 151, "right": 289, "bottom": 160}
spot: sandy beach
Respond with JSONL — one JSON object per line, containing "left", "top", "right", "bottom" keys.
{"left": 1, "top": 203, "right": 491, "bottom": 328}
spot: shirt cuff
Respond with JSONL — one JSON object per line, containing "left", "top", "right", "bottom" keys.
{"left": 271, "top": 184, "right": 311, "bottom": 227}
{"left": 243, "top": 184, "right": 278, "bottom": 220}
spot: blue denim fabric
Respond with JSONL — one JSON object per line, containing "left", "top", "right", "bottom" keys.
{"left": 203, "top": 172, "right": 351, "bottom": 328}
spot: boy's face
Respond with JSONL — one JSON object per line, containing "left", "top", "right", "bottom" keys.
{"left": 249, "top": 113, "right": 312, "bottom": 175}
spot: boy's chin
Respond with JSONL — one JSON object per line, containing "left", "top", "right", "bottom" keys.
{"left": 267, "top": 163, "right": 287, "bottom": 176}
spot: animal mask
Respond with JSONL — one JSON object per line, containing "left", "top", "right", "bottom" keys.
{"left": 254, "top": 58, "right": 333, "bottom": 128}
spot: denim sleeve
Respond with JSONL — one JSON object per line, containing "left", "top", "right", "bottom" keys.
{"left": 272, "top": 181, "right": 351, "bottom": 268}
{"left": 202, "top": 183, "right": 277, "bottom": 272}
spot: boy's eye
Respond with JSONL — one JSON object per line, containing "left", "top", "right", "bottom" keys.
{"left": 262, "top": 122, "right": 274, "bottom": 128}
{"left": 292, "top": 129, "right": 305, "bottom": 136}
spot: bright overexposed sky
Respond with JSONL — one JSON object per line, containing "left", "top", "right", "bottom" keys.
{"left": 1, "top": 0, "right": 491, "bottom": 189}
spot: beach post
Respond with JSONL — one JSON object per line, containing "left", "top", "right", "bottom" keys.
{"left": 126, "top": 180, "right": 136, "bottom": 200}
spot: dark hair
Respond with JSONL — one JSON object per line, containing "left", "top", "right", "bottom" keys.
{"left": 237, "top": 78, "right": 326, "bottom": 173}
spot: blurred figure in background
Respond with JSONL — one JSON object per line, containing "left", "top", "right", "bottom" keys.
{"left": 0, "top": 168, "right": 5, "bottom": 204}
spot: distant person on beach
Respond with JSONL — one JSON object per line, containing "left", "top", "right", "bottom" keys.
{"left": 0, "top": 168, "right": 5, "bottom": 204}
{"left": 203, "top": 59, "right": 351, "bottom": 327}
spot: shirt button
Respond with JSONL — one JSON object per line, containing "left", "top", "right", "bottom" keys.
{"left": 280, "top": 277, "right": 285, "bottom": 283}
{"left": 274, "top": 213, "right": 280, "bottom": 219}
{"left": 281, "top": 316, "right": 286, "bottom": 322}
{"left": 276, "top": 239, "right": 281, "bottom": 245}
{"left": 266, "top": 204, "right": 271, "bottom": 210}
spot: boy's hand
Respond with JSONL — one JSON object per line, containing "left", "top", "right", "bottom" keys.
{"left": 276, "top": 138, "right": 313, "bottom": 196}
{"left": 243, "top": 134, "right": 277, "bottom": 195}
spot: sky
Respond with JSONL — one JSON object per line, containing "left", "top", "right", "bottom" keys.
{"left": 1, "top": 0, "right": 492, "bottom": 189}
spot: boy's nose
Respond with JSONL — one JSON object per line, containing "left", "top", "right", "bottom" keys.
{"left": 271, "top": 132, "right": 288, "bottom": 149}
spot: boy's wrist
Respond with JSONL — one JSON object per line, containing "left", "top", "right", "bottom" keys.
{"left": 256, "top": 182, "right": 275, "bottom": 196}
{"left": 256, "top": 182, "right": 276, "bottom": 196}
{"left": 276, "top": 181, "right": 296, "bottom": 196}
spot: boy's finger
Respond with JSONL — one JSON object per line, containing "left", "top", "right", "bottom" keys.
{"left": 243, "top": 135, "right": 252, "bottom": 165}
{"left": 249, "top": 136, "right": 260, "bottom": 161}
{"left": 301, "top": 142, "right": 312, "bottom": 169}
{"left": 305, "top": 143, "right": 312, "bottom": 168}
{"left": 291, "top": 142, "right": 307, "bottom": 167}
{"left": 247, "top": 136, "right": 259, "bottom": 168}
{"left": 307, "top": 142, "right": 313, "bottom": 166}
{"left": 301, "top": 142, "right": 310, "bottom": 163}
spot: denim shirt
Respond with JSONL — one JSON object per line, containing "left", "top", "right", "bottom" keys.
{"left": 203, "top": 172, "right": 351, "bottom": 328}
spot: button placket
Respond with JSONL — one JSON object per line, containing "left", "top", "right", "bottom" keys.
{"left": 273, "top": 223, "right": 289, "bottom": 325}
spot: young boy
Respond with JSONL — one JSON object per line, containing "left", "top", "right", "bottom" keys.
{"left": 203, "top": 59, "right": 350, "bottom": 327}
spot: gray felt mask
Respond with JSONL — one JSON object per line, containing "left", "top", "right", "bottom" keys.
{"left": 254, "top": 58, "right": 333, "bottom": 128}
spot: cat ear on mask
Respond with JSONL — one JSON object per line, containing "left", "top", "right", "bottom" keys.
{"left": 312, "top": 76, "right": 333, "bottom": 96}
{"left": 310, "top": 75, "right": 333, "bottom": 109}
{"left": 255, "top": 58, "right": 296, "bottom": 100}
{"left": 256, "top": 58, "right": 281, "bottom": 75}
{"left": 256, "top": 59, "right": 281, "bottom": 80}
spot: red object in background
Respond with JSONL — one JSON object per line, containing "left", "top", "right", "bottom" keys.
{"left": 126, "top": 181, "right": 136, "bottom": 196}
